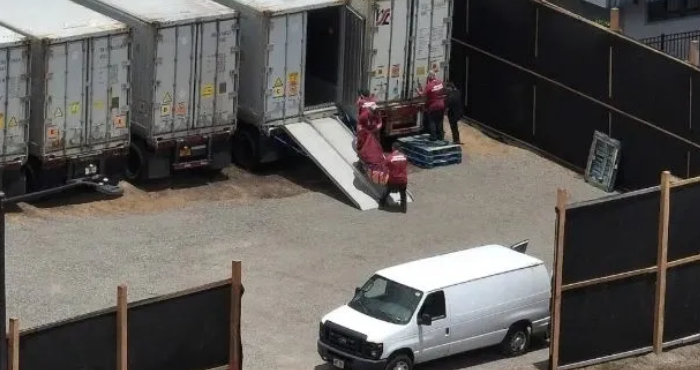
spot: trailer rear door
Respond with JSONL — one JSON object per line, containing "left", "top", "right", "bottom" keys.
{"left": 339, "top": 5, "right": 365, "bottom": 118}
{"left": 409, "top": 0, "right": 451, "bottom": 96}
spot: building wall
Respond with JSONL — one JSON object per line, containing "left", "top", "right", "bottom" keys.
{"left": 620, "top": 2, "right": 700, "bottom": 39}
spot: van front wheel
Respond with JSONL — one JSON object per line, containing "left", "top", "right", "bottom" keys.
{"left": 501, "top": 324, "right": 531, "bottom": 357}
{"left": 385, "top": 354, "right": 413, "bottom": 370}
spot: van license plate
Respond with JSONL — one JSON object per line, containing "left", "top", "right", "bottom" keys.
{"left": 332, "top": 358, "right": 344, "bottom": 368}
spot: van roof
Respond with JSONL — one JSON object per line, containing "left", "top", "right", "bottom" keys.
{"left": 376, "top": 245, "right": 545, "bottom": 292}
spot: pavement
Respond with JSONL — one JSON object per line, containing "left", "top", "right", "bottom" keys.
{"left": 4, "top": 124, "right": 609, "bottom": 370}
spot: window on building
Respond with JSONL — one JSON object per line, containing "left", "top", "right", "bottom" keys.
{"left": 647, "top": 0, "right": 700, "bottom": 22}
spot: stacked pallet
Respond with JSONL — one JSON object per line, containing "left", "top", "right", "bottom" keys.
{"left": 396, "top": 134, "right": 463, "bottom": 169}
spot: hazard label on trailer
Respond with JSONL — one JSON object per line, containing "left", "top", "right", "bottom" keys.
{"left": 161, "top": 104, "right": 171, "bottom": 116}
{"left": 8, "top": 117, "right": 16, "bottom": 127}
{"left": 54, "top": 108, "right": 63, "bottom": 118}
{"left": 113, "top": 116, "right": 126, "bottom": 128}
{"left": 0, "top": 114, "right": 3, "bottom": 129}
{"left": 162, "top": 92, "right": 173, "bottom": 104}
{"left": 201, "top": 84, "right": 214, "bottom": 97}
{"left": 287, "top": 73, "right": 299, "bottom": 96}
{"left": 47, "top": 126, "right": 59, "bottom": 139}
{"left": 69, "top": 102, "right": 80, "bottom": 115}
{"left": 272, "top": 77, "right": 284, "bottom": 98}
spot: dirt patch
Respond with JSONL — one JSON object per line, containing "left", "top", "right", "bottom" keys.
{"left": 580, "top": 343, "right": 700, "bottom": 370}
{"left": 442, "top": 119, "right": 512, "bottom": 157}
{"left": 8, "top": 160, "right": 334, "bottom": 219}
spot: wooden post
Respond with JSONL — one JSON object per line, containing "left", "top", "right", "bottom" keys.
{"left": 117, "top": 285, "right": 127, "bottom": 370}
{"left": 230, "top": 261, "right": 242, "bottom": 370}
{"left": 610, "top": 8, "right": 621, "bottom": 32}
{"left": 653, "top": 171, "right": 671, "bottom": 354}
{"left": 7, "top": 319, "right": 18, "bottom": 370}
{"left": 550, "top": 189, "right": 568, "bottom": 370}
{"left": 690, "top": 40, "right": 700, "bottom": 67}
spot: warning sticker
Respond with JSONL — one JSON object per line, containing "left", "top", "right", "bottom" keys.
{"left": 391, "top": 64, "right": 400, "bottom": 78}
{"left": 375, "top": 66, "right": 385, "bottom": 78}
{"left": 94, "top": 101, "right": 104, "bottom": 110}
{"left": 287, "top": 72, "right": 299, "bottom": 96}
{"left": 0, "top": 114, "right": 3, "bottom": 129}
{"left": 47, "top": 126, "right": 59, "bottom": 139}
{"left": 161, "top": 104, "right": 171, "bottom": 116}
{"left": 201, "top": 84, "right": 214, "bottom": 97}
{"left": 162, "top": 92, "right": 173, "bottom": 104}
{"left": 176, "top": 102, "right": 187, "bottom": 115}
{"left": 113, "top": 116, "right": 126, "bottom": 128}
{"left": 416, "top": 66, "right": 426, "bottom": 76}
{"left": 54, "top": 108, "right": 64, "bottom": 118}
{"left": 69, "top": 102, "right": 80, "bottom": 115}
{"left": 8, "top": 117, "right": 16, "bottom": 127}
{"left": 273, "top": 77, "right": 284, "bottom": 88}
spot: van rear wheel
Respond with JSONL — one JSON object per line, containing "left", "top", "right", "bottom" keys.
{"left": 501, "top": 323, "right": 531, "bottom": 357}
{"left": 385, "top": 354, "right": 412, "bottom": 370}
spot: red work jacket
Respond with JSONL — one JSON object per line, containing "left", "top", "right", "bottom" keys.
{"left": 385, "top": 150, "right": 408, "bottom": 185}
{"left": 422, "top": 79, "right": 446, "bottom": 112}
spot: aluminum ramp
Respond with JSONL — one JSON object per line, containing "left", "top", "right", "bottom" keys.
{"left": 307, "top": 117, "right": 413, "bottom": 204}
{"left": 283, "top": 121, "right": 379, "bottom": 210}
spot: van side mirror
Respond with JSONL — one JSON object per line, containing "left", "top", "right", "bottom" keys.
{"left": 509, "top": 239, "right": 529, "bottom": 254}
{"left": 418, "top": 313, "right": 432, "bottom": 326}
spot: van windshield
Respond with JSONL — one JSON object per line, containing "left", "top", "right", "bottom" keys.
{"left": 348, "top": 275, "right": 423, "bottom": 325}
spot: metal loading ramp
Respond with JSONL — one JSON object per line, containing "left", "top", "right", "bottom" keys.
{"left": 282, "top": 117, "right": 413, "bottom": 211}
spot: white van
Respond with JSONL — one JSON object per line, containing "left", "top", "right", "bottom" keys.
{"left": 317, "top": 242, "right": 551, "bottom": 370}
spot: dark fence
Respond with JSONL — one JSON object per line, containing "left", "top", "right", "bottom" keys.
{"left": 450, "top": 0, "right": 700, "bottom": 190}
{"left": 550, "top": 173, "right": 700, "bottom": 369}
{"left": 641, "top": 30, "right": 700, "bottom": 61}
{"left": 8, "top": 263, "right": 242, "bottom": 370}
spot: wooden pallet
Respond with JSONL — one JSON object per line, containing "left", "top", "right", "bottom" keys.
{"left": 397, "top": 134, "right": 463, "bottom": 169}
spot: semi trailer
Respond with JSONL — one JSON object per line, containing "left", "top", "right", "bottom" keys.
{"left": 0, "top": 25, "right": 30, "bottom": 197}
{"left": 212, "top": 0, "right": 453, "bottom": 170}
{"left": 0, "top": 0, "right": 130, "bottom": 194}
{"left": 71, "top": 0, "right": 240, "bottom": 181}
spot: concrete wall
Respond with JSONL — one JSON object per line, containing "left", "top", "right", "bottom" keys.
{"left": 619, "top": 2, "right": 700, "bottom": 39}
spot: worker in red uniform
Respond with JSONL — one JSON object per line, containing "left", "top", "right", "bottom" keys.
{"left": 380, "top": 142, "right": 408, "bottom": 213}
{"left": 356, "top": 91, "right": 382, "bottom": 138}
{"left": 416, "top": 71, "right": 446, "bottom": 141}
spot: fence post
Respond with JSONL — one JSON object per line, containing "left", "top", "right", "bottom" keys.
{"left": 7, "top": 318, "right": 18, "bottom": 370}
{"left": 550, "top": 189, "right": 568, "bottom": 370}
{"left": 690, "top": 40, "right": 700, "bottom": 67}
{"left": 117, "top": 285, "right": 127, "bottom": 370}
{"left": 653, "top": 171, "right": 671, "bottom": 354}
{"left": 230, "top": 261, "right": 242, "bottom": 370}
{"left": 610, "top": 8, "right": 621, "bottom": 32}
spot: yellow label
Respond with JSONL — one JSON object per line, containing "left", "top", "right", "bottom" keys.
{"left": 287, "top": 73, "right": 299, "bottom": 96}
{"left": 94, "top": 101, "right": 104, "bottom": 110}
{"left": 54, "top": 108, "right": 63, "bottom": 118}
{"left": 375, "top": 66, "right": 385, "bottom": 77}
{"left": 162, "top": 92, "right": 173, "bottom": 104}
{"left": 161, "top": 104, "right": 171, "bottom": 116}
{"left": 201, "top": 84, "right": 214, "bottom": 97}
{"left": 8, "top": 117, "right": 16, "bottom": 127}
{"left": 273, "top": 77, "right": 284, "bottom": 88}
{"left": 417, "top": 66, "right": 426, "bottom": 76}
{"left": 69, "top": 102, "right": 80, "bottom": 115}
{"left": 0, "top": 114, "right": 4, "bottom": 129}
{"left": 272, "top": 86, "right": 284, "bottom": 98}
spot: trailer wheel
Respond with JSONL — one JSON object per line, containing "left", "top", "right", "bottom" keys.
{"left": 3, "top": 169, "right": 27, "bottom": 198}
{"left": 125, "top": 142, "right": 145, "bottom": 182}
{"left": 232, "top": 128, "right": 260, "bottom": 171}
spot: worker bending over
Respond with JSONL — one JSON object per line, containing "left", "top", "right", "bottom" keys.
{"left": 416, "top": 71, "right": 446, "bottom": 141}
{"left": 356, "top": 90, "right": 382, "bottom": 138}
{"left": 380, "top": 142, "right": 408, "bottom": 213}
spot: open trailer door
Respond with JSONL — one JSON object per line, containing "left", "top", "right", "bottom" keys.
{"left": 338, "top": 5, "right": 365, "bottom": 120}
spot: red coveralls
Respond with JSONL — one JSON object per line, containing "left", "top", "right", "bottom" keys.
{"left": 356, "top": 129, "right": 388, "bottom": 185}
{"left": 356, "top": 97, "right": 382, "bottom": 134}
{"left": 380, "top": 149, "right": 408, "bottom": 212}
{"left": 421, "top": 78, "right": 446, "bottom": 141}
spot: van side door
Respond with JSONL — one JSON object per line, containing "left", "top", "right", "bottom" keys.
{"left": 415, "top": 290, "right": 450, "bottom": 363}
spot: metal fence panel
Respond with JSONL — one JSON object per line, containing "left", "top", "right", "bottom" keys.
{"left": 640, "top": 30, "right": 700, "bottom": 61}
{"left": 611, "top": 37, "right": 692, "bottom": 139}
{"left": 535, "top": 5, "right": 611, "bottom": 102}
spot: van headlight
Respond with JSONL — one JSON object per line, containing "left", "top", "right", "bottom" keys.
{"left": 363, "top": 342, "right": 383, "bottom": 359}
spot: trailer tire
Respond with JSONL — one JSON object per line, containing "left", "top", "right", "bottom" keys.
{"left": 232, "top": 128, "right": 260, "bottom": 171}
{"left": 3, "top": 169, "right": 27, "bottom": 198}
{"left": 125, "top": 141, "right": 146, "bottom": 182}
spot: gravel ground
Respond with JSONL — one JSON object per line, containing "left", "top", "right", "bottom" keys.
{"left": 5, "top": 123, "right": 617, "bottom": 369}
